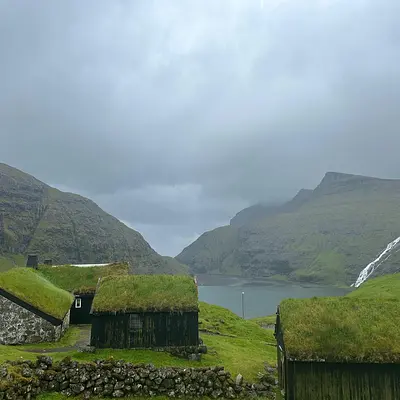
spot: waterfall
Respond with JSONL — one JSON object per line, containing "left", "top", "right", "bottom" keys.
{"left": 352, "top": 236, "right": 400, "bottom": 287}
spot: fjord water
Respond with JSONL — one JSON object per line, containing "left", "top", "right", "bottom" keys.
{"left": 197, "top": 274, "right": 349, "bottom": 318}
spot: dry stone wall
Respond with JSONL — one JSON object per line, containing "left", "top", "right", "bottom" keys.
{"left": 0, "top": 356, "right": 277, "bottom": 399}
{"left": 0, "top": 296, "right": 69, "bottom": 345}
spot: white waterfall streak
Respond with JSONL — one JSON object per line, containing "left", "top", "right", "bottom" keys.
{"left": 352, "top": 236, "right": 400, "bottom": 287}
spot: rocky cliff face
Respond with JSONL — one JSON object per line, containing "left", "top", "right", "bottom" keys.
{"left": 0, "top": 163, "right": 187, "bottom": 274}
{"left": 176, "top": 172, "right": 400, "bottom": 285}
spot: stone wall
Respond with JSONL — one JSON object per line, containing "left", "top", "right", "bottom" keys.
{"left": 0, "top": 296, "right": 69, "bottom": 345}
{"left": 55, "top": 311, "right": 70, "bottom": 339}
{"left": 0, "top": 356, "right": 277, "bottom": 399}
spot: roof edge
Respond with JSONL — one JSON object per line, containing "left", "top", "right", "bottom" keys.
{"left": 0, "top": 288, "right": 72, "bottom": 326}
{"left": 91, "top": 307, "right": 199, "bottom": 316}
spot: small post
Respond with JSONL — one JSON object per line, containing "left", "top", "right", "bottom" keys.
{"left": 241, "top": 291, "right": 245, "bottom": 319}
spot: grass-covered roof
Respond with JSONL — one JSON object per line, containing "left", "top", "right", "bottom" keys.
{"left": 279, "top": 296, "right": 400, "bottom": 363}
{"left": 0, "top": 268, "right": 74, "bottom": 320}
{"left": 92, "top": 274, "right": 198, "bottom": 313}
{"left": 38, "top": 262, "right": 129, "bottom": 294}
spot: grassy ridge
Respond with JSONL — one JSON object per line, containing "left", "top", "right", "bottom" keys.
{"left": 0, "top": 268, "right": 73, "bottom": 319}
{"left": 38, "top": 263, "right": 129, "bottom": 294}
{"left": 177, "top": 172, "right": 400, "bottom": 285}
{"left": 346, "top": 273, "right": 400, "bottom": 299}
{"left": 92, "top": 275, "right": 198, "bottom": 313}
{"left": 0, "top": 163, "right": 188, "bottom": 275}
{"left": 279, "top": 296, "right": 400, "bottom": 362}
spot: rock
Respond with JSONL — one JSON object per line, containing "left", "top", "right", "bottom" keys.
{"left": 114, "top": 382, "right": 124, "bottom": 390}
{"left": 37, "top": 356, "right": 52, "bottom": 367}
{"left": 70, "top": 384, "right": 85, "bottom": 394}
{"left": 188, "top": 353, "right": 202, "bottom": 361}
{"left": 78, "top": 346, "right": 96, "bottom": 354}
{"left": 21, "top": 368, "right": 32, "bottom": 378}
{"left": 93, "top": 386, "right": 104, "bottom": 395}
{"left": 235, "top": 374, "right": 243, "bottom": 386}
{"left": 112, "top": 390, "right": 124, "bottom": 398}
{"left": 103, "top": 384, "right": 114, "bottom": 395}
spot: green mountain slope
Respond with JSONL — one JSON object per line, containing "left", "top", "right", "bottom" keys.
{"left": 177, "top": 172, "right": 400, "bottom": 285}
{"left": 0, "top": 163, "right": 187, "bottom": 274}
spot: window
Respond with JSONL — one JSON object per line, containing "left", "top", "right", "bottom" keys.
{"left": 129, "top": 314, "right": 143, "bottom": 331}
{"left": 75, "top": 298, "right": 82, "bottom": 309}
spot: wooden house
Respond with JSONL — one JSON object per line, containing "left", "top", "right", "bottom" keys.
{"left": 275, "top": 296, "right": 400, "bottom": 400}
{"left": 90, "top": 274, "right": 199, "bottom": 349}
{"left": 38, "top": 262, "right": 129, "bottom": 324}
{"left": 0, "top": 268, "right": 73, "bottom": 344}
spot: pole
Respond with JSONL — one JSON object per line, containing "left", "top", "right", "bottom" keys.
{"left": 241, "top": 291, "right": 245, "bottom": 319}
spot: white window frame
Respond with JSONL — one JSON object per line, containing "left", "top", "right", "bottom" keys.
{"left": 75, "top": 297, "right": 82, "bottom": 309}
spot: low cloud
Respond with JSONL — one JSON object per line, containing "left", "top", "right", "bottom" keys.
{"left": 1, "top": 0, "right": 400, "bottom": 255}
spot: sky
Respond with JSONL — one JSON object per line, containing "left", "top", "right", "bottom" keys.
{"left": 1, "top": 0, "right": 400, "bottom": 256}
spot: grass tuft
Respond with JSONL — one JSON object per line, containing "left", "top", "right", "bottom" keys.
{"left": 92, "top": 274, "right": 198, "bottom": 313}
{"left": 0, "top": 268, "right": 73, "bottom": 319}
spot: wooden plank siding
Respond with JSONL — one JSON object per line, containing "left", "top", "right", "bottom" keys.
{"left": 91, "top": 312, "right": 198, "bottom": 349}
{"left": 285, "top": 361, "right": 400, "bottom": 400}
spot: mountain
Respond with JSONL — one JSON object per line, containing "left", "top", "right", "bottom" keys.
{"left": 176, "top": 172, "right": 400, "bottom": 285}
{"left": 0, "top": 163, "right": 188, "bottom": 274}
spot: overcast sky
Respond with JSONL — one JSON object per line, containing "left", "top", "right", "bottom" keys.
{"left": 1, "top": 0, "right": 400, "bottom": 256}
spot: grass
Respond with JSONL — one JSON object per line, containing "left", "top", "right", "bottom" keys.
{"left": 346, "top": 272, "right": 400, "bottom": 299}
{"left": 279, "top": 296, "right": 400, "bottom": 362}
{"left": 250, "top": 315, "right": 277, "bottom": 327}
{"left": 38, "top": 263, "right": 129, "bottom": 294}
{"left": 0, "top": 302, "right": 276, "bottom": 383}
{"left": 199, "top": 302, "right": 273, "bottom": 340}
{"left": 92, "top": 274, "right": 198, "bottom": 313}
{"left": 0, "top": 268, "right": 73, "bottom": 319}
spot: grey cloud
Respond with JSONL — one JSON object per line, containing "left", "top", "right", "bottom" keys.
{"left": 1, "top": 0, "right": 400, "bottom": 255}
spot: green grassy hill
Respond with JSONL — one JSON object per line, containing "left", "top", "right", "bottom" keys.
{"left": 347, "top": 272, "right": 400, "bottom": 299}
{"left": 177, "top": 172, "right": 400, "bottom": 285}
{"left": 0, "top": 163, "right": 187, "bottom": 274}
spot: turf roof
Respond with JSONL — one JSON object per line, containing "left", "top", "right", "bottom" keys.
{"left": 38, "top": 262, "right": 129, "bottom": 294}
{"left": 279, "top": 296, "right": 400, "bottom": 363}
{"left": 92, "top": 274, "right": 198, "bottom": 313}
{"left": 0, "top": 268, "right": 73, "bottom": 320}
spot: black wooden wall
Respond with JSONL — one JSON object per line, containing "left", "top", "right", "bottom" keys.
{"left": 90, "top": 311, "right": 199, "bottom": 348}
{"left": 284, "top": 361, "right": 400, "bottom": 400}
{"left": 70, "top": 294, "right": 94, "bottom": 325}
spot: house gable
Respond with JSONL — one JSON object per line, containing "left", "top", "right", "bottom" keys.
{"left": 0, "top": 293, "right": 69, "bottom": 345}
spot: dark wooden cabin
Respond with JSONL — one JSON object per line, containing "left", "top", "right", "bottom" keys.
{"left": 275, "top": 297, "right": 400, "bottom": 400}
{"left": 90, "top": 274, "right": 199, "bottom": 349}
